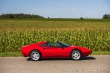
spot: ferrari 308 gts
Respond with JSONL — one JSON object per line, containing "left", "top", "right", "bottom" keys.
{"left": 21, "top": 41, "right": 92, "bottom": 61}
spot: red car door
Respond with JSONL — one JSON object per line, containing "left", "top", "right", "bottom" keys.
{"left": 42, "top": 46, "right": 57, "bottom": 58}
{"left": 42, "top": 46, "right": 64, "bottom": 58}
{"left": 43, "top": 46, "right": 67, "bottom": 58}
{"left": 40, "top": 42, "right": 70, "bottom": 58}
{"left": 55, "top": 47, "right": 70, "bottom": 58}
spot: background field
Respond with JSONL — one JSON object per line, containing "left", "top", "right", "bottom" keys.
{"left": 0, "top": 19, "right": 110, "bottom": 56}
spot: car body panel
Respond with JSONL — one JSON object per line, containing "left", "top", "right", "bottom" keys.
{"left": 21, "top": 41, "right": 92, "bottom": 58}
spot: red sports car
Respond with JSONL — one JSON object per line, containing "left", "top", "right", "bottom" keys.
{"left": 21, "top": 41, "right": 92, "bottom": 61}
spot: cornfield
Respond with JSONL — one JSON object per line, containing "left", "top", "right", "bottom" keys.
{"left": 0, "top": 20, "right": 110, "bottom": 53}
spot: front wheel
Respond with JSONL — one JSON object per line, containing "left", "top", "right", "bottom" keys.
{"left": 71, "top": 50, "right": 81, "bottom": 60}
{"left": 30, "top": 50, "right": 41, "bottom": 61}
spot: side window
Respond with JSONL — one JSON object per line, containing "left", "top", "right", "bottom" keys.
{"left": 47, "top": 42, "right": 61, "bottom": 47}
{"left": 40, "top": 43, "right": 48, "bottom": 47}
{"left": 41, "top": 42, "right": 61, "bottom": 47}
{"left": 54, "top": 43, "right": 61, "bottom": 47}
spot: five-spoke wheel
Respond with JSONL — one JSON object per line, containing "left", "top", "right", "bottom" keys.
{"left": 30, "top": 50, "right": 41, "bottom": 61}
{"left": 71, "top": 50, "right": 81, "bottom": 60}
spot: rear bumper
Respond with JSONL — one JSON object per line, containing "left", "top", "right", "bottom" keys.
{"left": 22, "top": 53, "right": 28, "bottom": 57}
{"left": 21, "top": 46, "right": 29, "bottom": 57}
{"left": 21, "top": 51, "right": 29, "bottom": 57}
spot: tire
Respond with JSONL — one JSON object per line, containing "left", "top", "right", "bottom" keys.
{"left": 30, "top": 50, "right": 41, "bottom": 61}
{"left": 71, "top": 50, "right": 81, "bottom": 60}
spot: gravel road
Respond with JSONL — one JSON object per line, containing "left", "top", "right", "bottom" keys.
{"left": 0, "top": 55, "right": 110, "bottom": 73}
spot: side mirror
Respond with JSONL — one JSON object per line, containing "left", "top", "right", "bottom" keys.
{"left": 61, "top": 46, "right": 64, "bottom": 49}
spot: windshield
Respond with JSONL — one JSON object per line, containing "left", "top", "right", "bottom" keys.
{"left": 57, "top": 41, "right": 71, "bottom": 47}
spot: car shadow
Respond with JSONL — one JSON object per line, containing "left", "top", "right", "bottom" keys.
{"left": 27, "top": 56, "right": 96, "bottom": 61}
{"left": 81, "top": 56, "right": 96, "bottom": 60}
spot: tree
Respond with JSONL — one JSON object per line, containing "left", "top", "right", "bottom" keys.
{"left": 103, "top": 14, "right": 110, "bottom": 19}
{"left": 80, "top": 17, "right": 84, "bottom": 20}
{"left": 0, "top": 13, "right": 44, "bottom": 19}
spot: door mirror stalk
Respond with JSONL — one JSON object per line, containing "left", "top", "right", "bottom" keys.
{"left": 62, "top": 46, "right": 64, "bottom": 49}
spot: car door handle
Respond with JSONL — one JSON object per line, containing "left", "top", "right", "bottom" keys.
{"left": 44, "top": 48, "right": 47, "bottom": 50}
{"left": 44, "top": 48, "right": 49, "bottom": 50}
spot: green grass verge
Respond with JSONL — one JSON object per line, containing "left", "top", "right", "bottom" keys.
{"left": 0, "top": 52, "right": 22, "bottom": 57}
{"left": 91, "top": 51, "right": 110, "bottom": 55}
{"left": 0, "top": 51, "right": 110, "bottom": 57}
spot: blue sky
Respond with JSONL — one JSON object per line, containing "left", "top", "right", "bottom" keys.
{"left": 0, "top": 0, "right": 110, "bottom": 18}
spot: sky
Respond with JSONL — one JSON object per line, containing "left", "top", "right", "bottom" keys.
{"left": 0, "top": 0, "right": 110, "bottom": 18}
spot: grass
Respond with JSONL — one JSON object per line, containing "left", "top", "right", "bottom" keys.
{"left": 0, "top": 52, "right": 22, "bottom": 57}
{"left": 92, "top": 51, "right": 110, "bottom": 55}
{"left": 0, "top": 19, "right": 110, "bottom": 56}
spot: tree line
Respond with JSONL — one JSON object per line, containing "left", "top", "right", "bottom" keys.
{"left": 0, "top": 13, "right": 44, "bottom": 19}
{"left": 102, "top": 14, "right": 110, "bottom": 19}
{"left": 0, "top": 13, "right": 110, "bottom": 19}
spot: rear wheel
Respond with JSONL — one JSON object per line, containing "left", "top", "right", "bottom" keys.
{"left": 30, "top": 50, "right": 41, "bottom": 61}
{"left": 71, "top": 50, "right": 81, "bottom": 60}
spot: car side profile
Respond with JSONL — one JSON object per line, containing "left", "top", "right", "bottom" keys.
{"left": 21, "top": 41, "right": 92, "bottom": 61}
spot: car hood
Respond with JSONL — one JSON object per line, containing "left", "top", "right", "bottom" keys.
{"left": 70, "top": 46, "right": 91, "bottom": 50}
{"left": 70, "top": 46, "right": 83, "bottom": 48}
